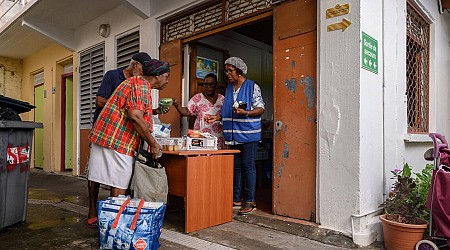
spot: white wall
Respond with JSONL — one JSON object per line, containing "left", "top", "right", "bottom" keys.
{"left": 318, "top": 0, "right": 361, "bottom": 235}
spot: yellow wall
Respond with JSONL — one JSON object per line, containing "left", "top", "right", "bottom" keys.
{"left": 21, "top": 43, "right": 76, "bottom": 173}
{"left": 0, "top": 56, "right": 22, "bottom": 100}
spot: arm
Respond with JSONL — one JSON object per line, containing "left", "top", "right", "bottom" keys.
{"left": 96, "top": 70, "right": 116, "bottom": 108}
{"left": 152, "top": 107, "right": 169, "bottom": 115}
{"left": 234, "top": 107, "right": 264, "bottom": 117}
{"left": 127, "top": 109, "right": 161, "bottom": 157}
{"left": 96, "top": 96, "right": 108, "bottom": 108}
{"left": 173, "top": 98, "right": 192, "bottom": 116}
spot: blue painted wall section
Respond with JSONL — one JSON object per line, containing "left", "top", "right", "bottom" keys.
{"left": 301, "top": 76, "right": 315, "bottom": 109}
{"left": 285, "top": 77, "right": 297, "bottom": 93}
{"left": 283, "top": 142, "right": 289, "bottom": 158}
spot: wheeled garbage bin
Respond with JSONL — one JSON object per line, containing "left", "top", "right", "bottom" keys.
{"left": 0, "top": 120, "right": 43, "bottom": 229}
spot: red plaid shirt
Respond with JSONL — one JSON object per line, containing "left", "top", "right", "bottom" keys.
{"left": 89, "top": 76, "right": 153, "bottom": 156}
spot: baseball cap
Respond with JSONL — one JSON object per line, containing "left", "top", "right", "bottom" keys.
{"left": 131, "top": 52, "right": 151, "bottom": 64}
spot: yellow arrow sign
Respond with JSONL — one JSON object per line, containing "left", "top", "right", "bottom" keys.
{"left": 327, "top": 18, "right": 352, "bottom": 32}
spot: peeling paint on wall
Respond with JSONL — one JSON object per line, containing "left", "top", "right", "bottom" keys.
{"left": 277, "top": 163, "right": 284, "bottom": 177}
{"left": 319, "top": 98, "right": 341, "bottom": 152}
{"left": 285, "top": 78, "right": 297, "bottom": 93}
{"left": 308, "top": 116, "right": 314, "bottom": 123}
{"left": 283, "top": 143, "right": 289, "bottom": 158}
{"left": 301, "top": 76, "right": 315, "bottom": 109}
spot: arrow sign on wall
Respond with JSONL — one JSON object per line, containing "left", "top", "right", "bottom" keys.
{"left": 327, "top": 18, "right": 352, "bottom": 32}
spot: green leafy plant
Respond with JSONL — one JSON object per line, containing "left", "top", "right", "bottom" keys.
{"left": 382, "top": 163, "right": 433, "bottom": 224}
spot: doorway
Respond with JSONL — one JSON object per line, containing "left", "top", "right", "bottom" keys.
{"left": 61, "top": 74, "right": 73, "bottom": 171}
{"left": 182, "top": 17, "right": 275, "bottom": 212}
{"left": 160, "top": 0, "right": 317, "bottom": 221}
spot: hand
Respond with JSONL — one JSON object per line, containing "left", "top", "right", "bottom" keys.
{"left": 205, "top": 114, "right": 220, "bottom": 124}
{"left": 172, "top": 98, "right": 180, "bottom": 108}
{"left": 160, "top": 106, "right": 170, "bottom": 114}
{"left": 233, "top": 108, "right": 246, "bottom": 116}
{"left": 154, "top": 106, "right": 169, "bottom": 115}
{"left": 149, "top": 142, "right": 162, "bottom": 159}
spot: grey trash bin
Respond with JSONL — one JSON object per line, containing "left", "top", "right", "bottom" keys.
{"left": 0, "top": 120, "right": 43, "bottom": 229}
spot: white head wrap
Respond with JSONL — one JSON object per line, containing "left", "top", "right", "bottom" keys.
{"left": 225, "top": 57, "right": 247, "bottom": 75}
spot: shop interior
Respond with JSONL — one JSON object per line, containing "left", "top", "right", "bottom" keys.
{"left": 186, "top": 17, "right": 274, "bottom": 213}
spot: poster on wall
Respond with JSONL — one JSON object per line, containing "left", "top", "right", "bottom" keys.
{"left": 196, "top": 56, "right": 218, "bottom": 79}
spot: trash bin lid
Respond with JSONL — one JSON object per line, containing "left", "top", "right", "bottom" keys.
{"left": 0, "top": 95, "right": 36, "bottom": 114}
{"left": 0, "top": 120, "right": 43, "bottom": 128}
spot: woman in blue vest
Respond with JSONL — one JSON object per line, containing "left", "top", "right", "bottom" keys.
{"left": 207, "top": 57, "right": 265, "bottom": 215}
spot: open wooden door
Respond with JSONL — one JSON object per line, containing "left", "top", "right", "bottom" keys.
{"left": 273, "top": 0, "right": 317, "bottom": 221}
{"left": 159, "top": 39, "right": 183, "bottom": 137}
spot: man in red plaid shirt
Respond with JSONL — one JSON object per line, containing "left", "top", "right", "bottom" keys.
{"left": 86, "top": 59, "right": 170, "bottom": 228}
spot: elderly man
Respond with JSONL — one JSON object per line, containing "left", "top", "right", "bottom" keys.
{"left": 86, "top": 59, "right": 170, "bottom": 228}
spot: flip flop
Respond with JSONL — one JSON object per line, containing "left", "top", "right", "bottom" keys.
{"left": 86, "top": 217, "right": 98, "bottom": 229}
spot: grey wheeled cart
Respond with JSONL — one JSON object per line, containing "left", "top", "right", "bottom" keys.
{"left": 0, "top": 121, "right": 43, "bottom": 229}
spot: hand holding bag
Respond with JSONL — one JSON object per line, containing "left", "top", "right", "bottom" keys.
{"left": 131, "top": 140, "right": 168, "bottom": 203}
{"left": 98, "top": 197, "right": 166, "bottom": 250}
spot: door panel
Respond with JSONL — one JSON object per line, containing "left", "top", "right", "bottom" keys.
{"left": 159, "top": 39, "right": 183, "bottom": 137}
{"left": 273, "top": 0, "right": 317, "bottom": 221}
{"left": 65, "top": 76, "right": 73, "bottom": 170}
{"left": 34, "top": 85, "right": 44, "bottom": 169}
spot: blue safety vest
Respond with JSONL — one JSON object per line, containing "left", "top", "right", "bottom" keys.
{"left": 222, "top": 79, "right": 261, "bottom": 143}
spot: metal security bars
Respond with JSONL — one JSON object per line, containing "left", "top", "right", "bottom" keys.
{"left": 116, "top": 30, "right": 140, "bottom": 68}
{"left": 406, "top": 3, "right": 430, "bottom": 133}
{"left": 79, "top": 43, "right": 105, "bottom": 129}
{"left": 161, "top": 0, "right": 288, "bottom": 43}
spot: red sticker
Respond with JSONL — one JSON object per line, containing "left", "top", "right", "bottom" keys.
{"left": 7, "top": 146, "right": 30, "bottom": 165}
{"left": 134, "top": 238, "right": 147, "bottom": 250}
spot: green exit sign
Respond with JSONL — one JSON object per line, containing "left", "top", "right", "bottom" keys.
{"left": 361, "top": 32, "right": 378, "bottom": 74}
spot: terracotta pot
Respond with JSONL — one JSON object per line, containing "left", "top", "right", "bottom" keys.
{"left": 379, "top": 214, "right": 427, "bottom": 250}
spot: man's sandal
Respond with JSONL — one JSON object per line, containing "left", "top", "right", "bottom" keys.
{"left": 86, "top": 217, "right": 98, "bottom": 229}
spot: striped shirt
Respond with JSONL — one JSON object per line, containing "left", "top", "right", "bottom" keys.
{"left": 89, "top": 76, "right": 153, "bottom": 156}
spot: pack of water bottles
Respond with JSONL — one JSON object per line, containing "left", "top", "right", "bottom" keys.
{"left": 97, "top": 196, "right": 166, "bottom": 250}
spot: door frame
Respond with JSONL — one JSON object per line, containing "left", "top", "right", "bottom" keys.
{"left": 161, "top": 0, "right": 319, "bottom": 221}
{"left": 60, "top": 73, "right": 73, "bottom": 172}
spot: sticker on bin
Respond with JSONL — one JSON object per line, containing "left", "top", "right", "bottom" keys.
{"left": 7, "top": 146, "right": 30, "bottom": 165}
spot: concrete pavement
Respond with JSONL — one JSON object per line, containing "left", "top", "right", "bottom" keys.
{"left": 0, "top": 169, "right": 383, "bottom": 249}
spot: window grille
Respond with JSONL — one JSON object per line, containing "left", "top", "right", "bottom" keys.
{"left": 406, "top": 3, "right": 430, "bottom": 133}
{"left": 116, "top": 30, "right": 140, "bottom": 68}
{"left": 79, "top": 43, "right": 105, "bottom": 129}
{"left": 161, "top": 0, "right": 289, "bottom": 43}
{"left": 226, "top": 0, "right": 271, "bottom": 21}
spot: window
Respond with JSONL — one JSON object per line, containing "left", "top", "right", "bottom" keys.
{"left": 33, "top": 71, "right": 44, "bottom": 86}
{"left": 116, "top": 30, "right": 140, "bottom": 68}
{"left": 406, "top": 2, "right": 430, "bottom": 133}
{"left": 79, "top": 43, "right": 105, "bottom": 129}
{"left": 161, "top": 0, "right": 290, "bottom": 43}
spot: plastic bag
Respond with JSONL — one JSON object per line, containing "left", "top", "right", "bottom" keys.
{"left": 98, "top": 196, "right": 166, "bottom": 250}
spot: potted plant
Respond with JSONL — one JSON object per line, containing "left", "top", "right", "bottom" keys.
{"left": 379, "top": 163, "right": 433, "bottom": 250}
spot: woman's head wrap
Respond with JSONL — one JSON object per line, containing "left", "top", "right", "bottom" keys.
{"left": 224, "top": 57, "right": 247, "bottom": 74}
{"left": 143, "top": 59, "right": 170, "bottom": 76}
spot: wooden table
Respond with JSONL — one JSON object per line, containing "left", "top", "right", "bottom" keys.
{"left": 159, "top": 149, "right": 239, "bottom": 233}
